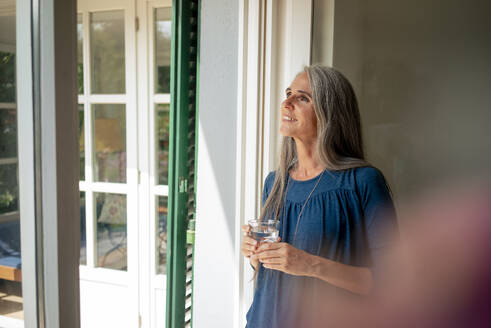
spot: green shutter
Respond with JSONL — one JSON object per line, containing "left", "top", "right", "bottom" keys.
{"left": 167, "top": 0, "right": 200, "bottom": 327}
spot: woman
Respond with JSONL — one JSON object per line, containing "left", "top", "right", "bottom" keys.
{"left": 241, "top": 65, "right": 398, "bottom": 327}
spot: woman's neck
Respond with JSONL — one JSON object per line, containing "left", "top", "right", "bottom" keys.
{"left": 291, "top": 138, "right": 324, "bottom": 180}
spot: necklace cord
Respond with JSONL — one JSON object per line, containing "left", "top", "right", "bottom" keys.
{"left": 281, "top": 170, "right": 325, "bottom": 246}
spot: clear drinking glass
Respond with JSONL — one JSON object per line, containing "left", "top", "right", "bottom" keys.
{"left": 248, "top": 219, "right": 280, "bottom": 243}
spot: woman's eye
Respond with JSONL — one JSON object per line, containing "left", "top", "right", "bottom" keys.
{"left": 299, "top": 95, "right": 309, "bottom": 102}
{"left": 285, "top": 93, "right": 291, "bottom": 98}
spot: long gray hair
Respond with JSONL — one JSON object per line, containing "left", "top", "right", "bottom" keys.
{"left": 260, "top": 65, "right": 370, "bottom": 222}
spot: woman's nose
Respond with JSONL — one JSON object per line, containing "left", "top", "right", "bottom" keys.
{"left": 282, "top": 96, "right": 294, "bottom": 109}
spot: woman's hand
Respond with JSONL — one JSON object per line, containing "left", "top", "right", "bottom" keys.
{"left": 252, "top": 241, "right": 315, "bottom": 276}
{"left": 241, "top": 225, "right": 259, "bottom": 270}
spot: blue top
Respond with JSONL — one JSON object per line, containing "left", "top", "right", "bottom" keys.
{"left": 246, "top": 166, "right": 398, "bottom": 328}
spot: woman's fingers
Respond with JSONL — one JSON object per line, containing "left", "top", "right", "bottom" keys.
{"left": 243, "top": 236, "right": 258, "bottom": 247}
{"left": 255, "top": 249, "right": 282, "bottom": 261}
{"left": 242, "top": 250, "right": 255, "bottom": 258}
{"left": 241, "top": 229, "right": 258, "bottom": 258}
{"left": 256, "top": 241, "right": 284, "bottom": 252}
{"left": 241, "top": 245, "right": 255, "bottom": 258}
{"left": 242, "top": 242, "right": 257, "bottom": 253}
{"left": 242, "top": 224, "right": 251, "bottom": 234}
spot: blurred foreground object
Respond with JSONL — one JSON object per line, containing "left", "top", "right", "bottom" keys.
{"left": 315, "top": 177, "right": 491, "bottom": 328}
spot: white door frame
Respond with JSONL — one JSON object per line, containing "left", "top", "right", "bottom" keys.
{"left": 188, "top": 0, "right": 314, "bottom": 327}
{"left": 135, "top": 1, "right": 172, "bottom": 327}
{"left": 77, "top": 0, "right": 139, "bottom": 327}
{"left": 234, "top": 0, "right": 313, "bottom": 327}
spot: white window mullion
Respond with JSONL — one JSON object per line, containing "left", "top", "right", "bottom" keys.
{"left": 153, "top": 94, "right": 170, "bottom": 103}
{"left": 87, "top": 94, "right": 128, "bottom": 104}
{"left": 90, "top": 182, "right": 129, "bottom": 194}
{"left": 150, "top": 192, "right": 158, "bottom": 283}
{"left": 123, "top": 4, "right": 140, "bottom": 328}
{"left": 136, "top": 1, "right": 153, "bottom": 327}
{"left": 148, "top": 5, "right": 157, "bottom": 194}
{"left": 147, "top": 3, "right": 172, "bottom": 328}
{"left": 0, "top": 103, "right": 16, "bottom": 109}
{"left": 152, "top": 184, "right": 168, "bottom": 196}
{"left": 79, "top": 180, "right": 88, "bottom": 191}
{"left": 0, "top": 158, "right": 18, "bottom": 165}
{"left": 148, "top": 2, "right": 158, "bottom": 297}
{"left": 85, "top": 187, "right": 96, "bottom": 268}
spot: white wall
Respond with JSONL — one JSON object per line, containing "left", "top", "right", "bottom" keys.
{"left": 193, "top": 0, "right": 239, "bottom": 326}
{"left": 313, "top": 0, "right": 491, "bottom": 200}
{"left": 194, "top": 1, "right": 314, "bottom": 326}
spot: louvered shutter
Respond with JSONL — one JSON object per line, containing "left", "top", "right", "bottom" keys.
{"left": 166, "top": 0, "right": 200, "bottom": 327}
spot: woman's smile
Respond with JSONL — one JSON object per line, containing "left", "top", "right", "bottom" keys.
{"left": 282, "top": 114, "right": 297, "bottom": 122}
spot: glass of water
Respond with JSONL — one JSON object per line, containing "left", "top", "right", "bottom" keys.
{"left": 248, "top": 219, "right": 280, "bottom": 243}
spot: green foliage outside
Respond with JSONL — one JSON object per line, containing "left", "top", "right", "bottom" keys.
{"left": 78, "top": 62, "right": 84, "bottom": 94}
{"left": 0, "top": 51, "right": 18, "bottom": 214}
{"left": 0, "top": 52, "right": 15, "bottom": 102}
{"left": 157, "top": 105, "right": 170, "bottom": 185}
{"left": 0, "top": 165, "right": 18, "bottom": 214}
{"left": 157, "top": 66, "right": 171, "bottom": 94}
{"left": 90, "top": 12, "right": 125, "bottom": 94}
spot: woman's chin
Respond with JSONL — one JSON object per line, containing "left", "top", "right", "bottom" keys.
{"left": 279, "top": 130, "right": 295, "bottom": 138}
{"left": 279, "top": 125, "right": 297, "bottom": 137}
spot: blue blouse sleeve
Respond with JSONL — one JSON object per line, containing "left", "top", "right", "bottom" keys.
{"left": 356, "top": 167, "right": 399, "bottom": 266}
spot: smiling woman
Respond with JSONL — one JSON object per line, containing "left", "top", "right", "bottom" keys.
{"left": 279, "top": 72, "right": 318, "bottom": 145}
{"left": 241, "top": 65, "right": 399, "bottom": 328}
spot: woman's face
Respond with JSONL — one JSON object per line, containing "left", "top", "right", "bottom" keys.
{"left": 279, "top": 72, "right": 317, "bottom": 142}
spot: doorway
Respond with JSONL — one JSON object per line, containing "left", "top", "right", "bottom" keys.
{"left": 77, "top": 0, "right": 172, "bottom": 327}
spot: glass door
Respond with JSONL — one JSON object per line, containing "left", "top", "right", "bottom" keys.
{"left": 77, "top": 0, "right": 139, "bottom": 327}
{"left": 137, "top": 1, "right": 197, "bottom": 326}
{"left": 78, "top": 0, "right": 196, "bottom": 327}
{"left": 137, "top": 1, "right": 172, "bottom": 326}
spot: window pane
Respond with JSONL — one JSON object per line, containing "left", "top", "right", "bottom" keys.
{"left": 0, "top": 216, "right": 22, "bottom": 318}
{"left": 77, "top": 14, "right": 83, "bottom": 94}
{"left": 95, "top": 193, "right": 127, "bottom": 271}
{"left": 79, "top": 104, "right": 85, "bottom": 180}
{"left": 0, "top": 1, "right": 22, "bottom": 319}
{"left": 0, "top": 164, "right": 18, "bottom": 215}
{"left": 80, "top": 192, "right": 86, "bottom": 265}
{"left": 93, "top": 104, "right": 126, "bottom": 183}
{"left": 155, "top": 8, "right": 171, "bottom": 94}
{"left": 156, "top": 196, "right": 168, "bottom": 274}
{"left": 0, "top": 51, "right": 15, "bottom": 103}
{"left": 156, "top": 104, "right": 170, "bottom": 185}
{"left": 0, "top": 108, "right": 17, "bottom": 159}
{"left": 90, "top": 10, "right": 125, "bottom": 94}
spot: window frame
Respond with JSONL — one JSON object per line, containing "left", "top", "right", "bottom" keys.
{"left": 17, "top": 0, "right": 81, "bottom": 327}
